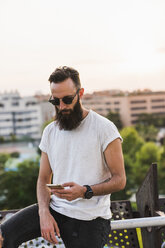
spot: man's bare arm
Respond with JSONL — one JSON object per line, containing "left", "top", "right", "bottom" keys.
{"left": 37, "top": 151, "right": 60, "bottom": 244}
{"left": 91, "top": 138, "right": 126, "bottom": 196}
{"left": 37, "top": 152, "right": 52, "bottom": 212}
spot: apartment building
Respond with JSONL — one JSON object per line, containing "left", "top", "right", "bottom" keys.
{"left": 0, "top": 91, "right": 42, "bottom": 139}
{"left": 34, "top": 93, "right": 55, "bottom": 123}
{"left": 82, "top": 90, "right": 165, "bottom": 126}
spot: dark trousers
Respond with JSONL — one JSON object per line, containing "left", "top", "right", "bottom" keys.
{"left": 1, "top": 204, "right": 111, "bottom": 248}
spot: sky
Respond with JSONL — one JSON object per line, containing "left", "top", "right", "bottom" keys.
{"left": 0, "top": 0, "right": 165, "bottom": 96}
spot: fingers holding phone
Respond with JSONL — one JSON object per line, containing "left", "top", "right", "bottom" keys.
{"left": 47, "top": 184, "right": 72, "bottom": 200}
{"left": 46, "top": 184, "right": 64, "bottom": 190}
{"left": 46, "top": 184, "right": 66, "bottom": 196}
{"left": 47, "top": 182, "right": 85, "bottom": 201}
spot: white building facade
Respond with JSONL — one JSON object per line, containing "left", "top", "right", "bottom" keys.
{"left": 0, "top": 91, "right": 42, "bottom": 140}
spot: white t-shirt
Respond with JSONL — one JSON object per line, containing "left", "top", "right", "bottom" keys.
{"left": 39, "top": 110, "right": 122, "bottom": 220}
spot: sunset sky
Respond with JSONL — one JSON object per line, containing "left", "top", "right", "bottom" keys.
{"left": 0, "top": 0, "right": 165, "bottom": 96}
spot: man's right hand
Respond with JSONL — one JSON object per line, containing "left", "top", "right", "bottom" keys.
{"left": 39, "top": 210, "right": 60, "bottom": 244}
{"left": 0, "top": 232, "right": 3, "bottom": 248}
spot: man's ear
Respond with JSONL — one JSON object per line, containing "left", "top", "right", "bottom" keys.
{"left": 79, "top": 88, "right": 84, "bottom": 98}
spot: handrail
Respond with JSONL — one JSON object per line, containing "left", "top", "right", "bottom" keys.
{"left": 111, "top": 216, "right": 165, "bottom": 230}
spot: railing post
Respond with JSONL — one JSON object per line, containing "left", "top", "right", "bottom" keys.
{"left": 136, "top": 163, "right": 164, "bottom": 247}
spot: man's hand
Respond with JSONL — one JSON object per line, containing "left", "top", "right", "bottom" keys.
{"left": 51, "top": 182, "right": 86, "bottom": 201}
{"left": 0, "top": 231, "right": 3, "bottom": 248}
{"left": 39, "top": 209, "right": 60, "bottom": 244}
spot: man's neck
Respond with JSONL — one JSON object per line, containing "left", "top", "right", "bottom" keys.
{"left": 82, "top": 108, "right": 89, "bottom": 120}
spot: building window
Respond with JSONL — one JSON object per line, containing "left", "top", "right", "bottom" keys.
{"left": 131, "top": 114, "right": 142, "bottom": 117}
{"left": 15, "top": 110, "right": 37, "bottom": 115}
{"left": 0, "top": 126, "right": 13, "bottom": 129}
{"left": 153, "top": 112, "right": 165, "bottom": 115}
{"left": 151, "top": 99, "right": 164, "bottom": 102}
{"left": 15, "top": 124, "right": 39, "bottom": 129}
{"left": 26, "top": 102, "right": 37, "bottom": 106}
{"left": 0, "top": 103, "right": 4, "bottom": 108}
{"left": 16, "top": 117, "right": 38, "bottom": 122}
{"left": 114, "top": 101, "right": 120, "bottom": 104}
{"left": 0, "top": 119, "right": 11, "bottom": 122}
{"left": 131, "top": 120, "right": 139, "bottom": 124}
{"left": 0, "top": 112, "right": 12, "bottom": 114}
{"left": 12, "top": 97, "right": 20, "bottom": 100}
{"left": 130, "top": 100, "right": 146, "bottom": 104}
{"left": 17, "top": 118, "right": 23, "bottom": 122}
{"left": 105, "top": 102, "right": 111, "bottom": 105}
{"left": 12, "top": 102, "right": 19, "bottom": 106}
{"left": 152, "top": 105, "right": 165, "bottom": 109}
{"left": 131, "top": 107, "right": 147, "bottom": 110}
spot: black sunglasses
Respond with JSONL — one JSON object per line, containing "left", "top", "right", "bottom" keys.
{"left": 49, "top": 89, "right": 80, "bottom": 106}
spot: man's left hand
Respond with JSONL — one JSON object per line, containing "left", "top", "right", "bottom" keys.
{"left": 51, "top": 182, "right": 86, "bottom": 201}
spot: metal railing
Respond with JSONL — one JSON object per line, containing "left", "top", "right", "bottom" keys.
{"left": 111, "top": 215, "right": 165, "bottom": 230}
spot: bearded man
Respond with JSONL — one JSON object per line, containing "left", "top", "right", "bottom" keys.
{"left": 0, "top": 66, "right": 126, "bottom": 248}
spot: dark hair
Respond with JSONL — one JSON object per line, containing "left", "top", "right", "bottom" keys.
{"left": 48, "top": 66, "right": 81, "bottom": 89}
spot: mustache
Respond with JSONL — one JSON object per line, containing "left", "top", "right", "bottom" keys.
{"left": 59, "top": 109, "right": 71, "bottom": 114}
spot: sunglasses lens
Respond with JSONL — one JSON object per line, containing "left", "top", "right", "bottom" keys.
{"left": 49, "top": 98, "right": 60, "bottom": 105}
{"left": 62, "top": 97, "right": 73, "bottom": 104}
{"left": 54, "top": 98, "right": 60, "bottom": 105}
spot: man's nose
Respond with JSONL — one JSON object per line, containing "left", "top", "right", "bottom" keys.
{"left": 59, "top": 99, "right": 66, "bottom": 110}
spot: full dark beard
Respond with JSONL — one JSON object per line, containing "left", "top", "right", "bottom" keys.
{"left": 55, "top": 98, "right": 83, "bottom": 130}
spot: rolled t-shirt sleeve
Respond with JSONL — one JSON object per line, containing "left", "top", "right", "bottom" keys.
{"left": 100, "top": 120, "right": 123, "bottom": 152}
{"left": 39, "top": 127, "right": 49, "bottom": 153}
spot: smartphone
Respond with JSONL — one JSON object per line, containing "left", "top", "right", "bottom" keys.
{"left": 46, "top": 184, "right": 64, "bottom": 189}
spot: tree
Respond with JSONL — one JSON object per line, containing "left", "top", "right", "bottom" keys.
{"left": 0, "top": 153, "right": 10, "bottom": 174}
{"left": 9, "top": 133, "right": 17, "bottom": 142}
{"left": 106, "top": 111, "right": 123, "bottom": 130}
{"left": 37, "top": 118, "right": 54, "bottom": 155}
{"left": 120, "top": 127, "right": 144, "bottom": 158}
{"left": 0, "top": 136, "right": 4, "bottom": 143}
{"left": 42, "top": 118, "right": 54, "bottom": 131}
{"left": 10, "top": 152, "right": 20, "bottom": 158}
{"left": 158, "top": 144, "right": 165, "bottom": 194}
{"left": 0, "top": 159, "right": 39, "bottom": 209}
{"left": 137, "top": 113, "right": 165, "bottom": 128}
{"left": 133, "top": 142, "right": 160, "bottom": 186}
{"left": 112, "top": 127, "right": 144, "bottom": 200}
{"left": 135, "top": 124, "right": 158, "bottom": 142}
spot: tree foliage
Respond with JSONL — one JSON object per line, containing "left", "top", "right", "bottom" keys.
{"left": 158, "top": 145, "right": 165, "bottom": 194}
{"left": 106, "top": 111, "right": 123, "bottom": 130}
{"left": 0, "top": 159, "right": 39, "bottom": 209}
{"left": 120, "top": 127, "right": 144, "bottom": 157}
{"left": 0, "top": 153, "right": 10, "bottom": 174}
{"left": 135, "top": 124, "right": 158, "bottom": 142}
{"left": 111, "top": 127, "right": 164, "bottom": 200}
{"left": 133, "top": 142, "right": 160, "bottom": 186}
{"left": 112, "top": 127, "right": 144, "bottom": 200}
{"left": 137, "top": 113, "right": 165, "bottom": 128}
